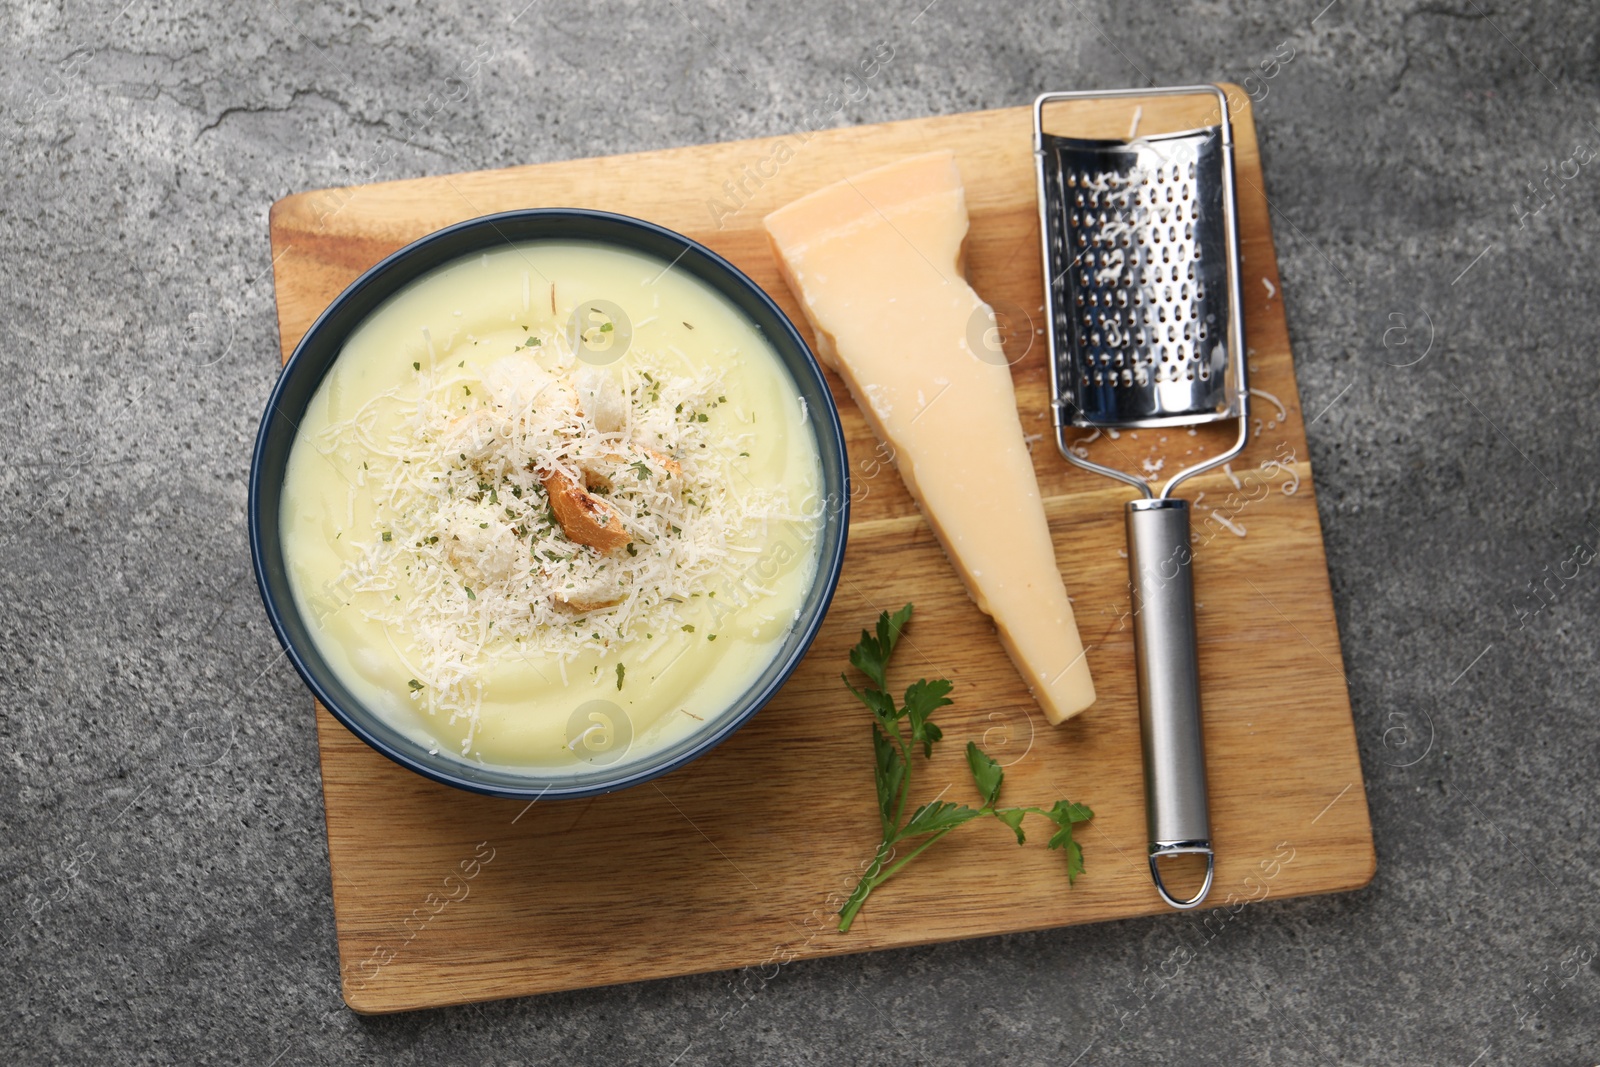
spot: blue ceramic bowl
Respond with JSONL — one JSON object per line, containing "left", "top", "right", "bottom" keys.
{"left": 249, "top": 209, "right": 849, "bottom": 800}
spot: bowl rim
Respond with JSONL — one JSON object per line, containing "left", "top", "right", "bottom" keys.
{"left": 248, "top": 207, "right": 849, "bottom": 800}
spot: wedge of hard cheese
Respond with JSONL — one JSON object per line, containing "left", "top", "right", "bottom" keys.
{"left": 764, "top": 150, "right": 1096, "bottom": 723}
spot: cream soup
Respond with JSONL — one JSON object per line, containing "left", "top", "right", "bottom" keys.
{"left": 281, "top": 240, "right": 822, "bottom": 775}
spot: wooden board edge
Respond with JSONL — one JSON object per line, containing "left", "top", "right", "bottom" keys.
{"left": 1205, "top": 85, "right": 1377, "bottom": 890}
{"left": 342, "top": 857, "right": 1381, "bottom": 1014}
{"left": 308, "top": 704, "right": 368, "bottom": 1012}
{"left": 269, "top": 103, "right": 1031, "bottom": 226}
{"left": 268, "top": 195, "right": 300, "bottom": 365}
{"left": 270, "top": 90, "right": 1267, "bottom": 231}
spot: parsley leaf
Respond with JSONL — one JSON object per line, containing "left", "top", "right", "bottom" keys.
{"left": 847, "top": 602, "right": 911, "bottom": 692}
{"left": 991, "top": 806, "right": 1029, "bottom": 845}
{"left": 1038, "top": 800, "right": 1094, "bottom": 883}
{"left": 871, "top": 725, "right": 904, "bottom": 830}
{"left": 902, "top": 678, "right": 951, "bottom": 757}
{"left": 900, "top": 800, "right": 981, "bottom": 838}
{"left": 965, "top": 742, "right": 1004, "bottom": 807}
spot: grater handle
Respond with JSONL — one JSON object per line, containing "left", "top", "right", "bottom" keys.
{"left": 1125, "top": 498, "right": 1214, "bottom": 909}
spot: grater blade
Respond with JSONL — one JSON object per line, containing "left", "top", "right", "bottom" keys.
{"left": 1041, "top": 127, "right": 1245, "bottom": 429}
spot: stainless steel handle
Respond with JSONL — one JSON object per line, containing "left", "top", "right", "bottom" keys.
{"left": 1126, "top": 498, "right": 1214, "bottom": 909}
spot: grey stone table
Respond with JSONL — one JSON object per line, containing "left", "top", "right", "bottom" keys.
{"left": 3, "top": 0, "right": 1597, "bottom": 1063}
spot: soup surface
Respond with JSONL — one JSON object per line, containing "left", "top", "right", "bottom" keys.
{"left": 281, "top": 239, "right": 822, "bottom": 775}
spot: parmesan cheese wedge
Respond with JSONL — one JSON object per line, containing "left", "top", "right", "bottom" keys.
{"left": 764, "top": 151, "right": 1096, "bottom": 723}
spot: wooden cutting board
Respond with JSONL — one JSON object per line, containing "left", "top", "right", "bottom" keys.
{"left": 268, "top": 89, "right": 1373, "bottom": 1014}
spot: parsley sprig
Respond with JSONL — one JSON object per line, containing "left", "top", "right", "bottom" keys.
{"left": 837, "top": 604, "right": 1094, "bottom": 932}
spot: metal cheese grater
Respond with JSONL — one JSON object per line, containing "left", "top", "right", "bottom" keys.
{"left": 1033, "top": 86, "right": 1250, "bottom": 909}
